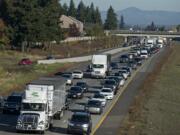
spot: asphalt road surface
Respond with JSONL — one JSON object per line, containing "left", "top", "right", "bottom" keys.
{"left": 94, "top": 47, "right": 168, "bottom": 135}
{"left": 0, "top": 47, "right": 167, "bottom": 135}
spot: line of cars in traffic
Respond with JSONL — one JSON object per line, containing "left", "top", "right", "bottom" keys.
{"left": 0, "top": 38, "right": 164, "bottom": 135}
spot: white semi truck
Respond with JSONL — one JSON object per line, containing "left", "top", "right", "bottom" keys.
{"left": 157, "top": 38, "right": 164, "bottom": 48}
{"left": 91, "top": 54, "right": 111, "bottom": 78}
{"left": 16, "top": 77, "right": 68, "bottom": 133}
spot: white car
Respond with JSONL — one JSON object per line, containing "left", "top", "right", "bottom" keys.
{"left": 62, "top": 73, "right": 73, "bottom": 85}
{"left": 119, "top": 78, "right": 125, "bottom": 86}
{"left": 91, "top": 94, "right": 107, "bottom": 107}
{"left": 140, "top": 50, "right": 148, "bottom": 59}
{"left": 100, "top": 88, "right": 114, "bottom": 100}
{"left": 118, "top": 70, "right": 128, "bottom": 80}
{"left": 72, "top": 70, "right": 84, "bottom": 79}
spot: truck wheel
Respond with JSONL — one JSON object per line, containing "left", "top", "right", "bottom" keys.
{"left": 49, "top": 123, "right": 53, "bottom": 130}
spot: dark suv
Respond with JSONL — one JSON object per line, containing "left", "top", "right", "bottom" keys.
{"left": 75, "top": 82, "right": 88, "bottom": 92}
{"left": 67, "top": 112, "right": 92, "bottom": 135}
{"left": 68, "top": 86, "right": 84, "bottom": 99}
{"left": 3, "top": 92, "right": 23, "bottom": 114}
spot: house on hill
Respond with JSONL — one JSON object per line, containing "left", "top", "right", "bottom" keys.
{"left": 60, "top": 15, "right": 84, "bottom": 34}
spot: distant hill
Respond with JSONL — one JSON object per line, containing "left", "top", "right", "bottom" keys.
{"left": 101, "top": 7, "right": 180, "bottom": 26}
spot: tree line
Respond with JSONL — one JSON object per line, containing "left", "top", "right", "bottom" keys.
{"left": 0, "top": 0, "right": 120, "bottom": 48}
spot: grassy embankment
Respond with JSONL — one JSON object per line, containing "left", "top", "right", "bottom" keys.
{"left": 0, "top": 36, "right": 124, "bottom": 96}
{"left": 119, "top": 42, "right": 180, "bottom": 135}
{"left": 0, "top": 51, "right": 73, "bottom": 96}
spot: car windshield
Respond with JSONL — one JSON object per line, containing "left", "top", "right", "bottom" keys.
{"left": 121, "top": 55, "right": 128, "bottom": 58}
{"left": 93, "top": 64, "right": 104, "bottom": 68}
{"left": 73, "top": 71, "right": 82, "bottom": 74}
{"left": 94, "top": 94, "right": 104, "bottom": 99}
{"left": 7, "top": 96, "right": 22, "bottom": 102}
{"left": 108, "top": 77, "right": 118, "bottom": 81}
{"left": 141, "top": 53, "right": 147, "bottom": 55}
{"left": 22, "top": 103, "right": 46, "bottom": 111}
{"left": 105, "top": 80, "right": 116, "bottom": 85}
{"left": 88, "top": 100, "right": 101, "bottom": 106}
{"left": 101, "top": 89, "right": 112, "bottom": 92}
{"left": 71, "top": 114, "right": 89, "bottom": 123}
{"left": 70, "top": 87, "right": 81, "bottom": 92}
{"left": 62, "top": 74, "right": 72, "bottom": 78}
{"left": 76, "top": 82, "right": 85, "bottom": 86}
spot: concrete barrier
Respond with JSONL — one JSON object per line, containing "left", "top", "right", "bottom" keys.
{"left": 38, "top": 46, "right": 132, "bottom": 64}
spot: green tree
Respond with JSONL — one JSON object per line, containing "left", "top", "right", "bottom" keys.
{"left": 104, "top": 6, "right": 118, "bottom": 30}
{"left": 119, "top": 15, "right": 125, "bottom": 29}
{"left": 176, "top": 25, "right": 180, "bottom": 32}
{"left": 1, "top": 0, "right": 63, "bottom": 47}
{"left": 86, "top": 24, "right": 104, "bottom": 37}
{"left": 85, "top": 6, "right": 91, "bottom": 23}
{"left": 68, "top": 0, "right": 76, "bottom": 17}
{"left": 62, "top": 3, "right": 68, "bottom": 15}
{"left": 94, "top": 7, "right": 102, "bottom": 25}
{"left": 90, "top": 3, "right": 95, "bottom": 23}
{"left": 77, "top": 1, "right": 86, "bottom": 22}
{"left": 146, "top": 21, "right": 156, "bottom": 31}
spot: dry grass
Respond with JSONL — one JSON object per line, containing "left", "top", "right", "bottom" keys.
{"left": 119, "top": 43, "right": 180, "bottom": 135}
{"left": 0, "top": 51, "right": 73, "bottom": 96}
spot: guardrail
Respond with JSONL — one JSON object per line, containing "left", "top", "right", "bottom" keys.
{"left": 110, "top": 30, "right": 180, "bottom": 35}
{"left": 38, "top": 46, "right": 133, "bottom": 64}
{"left": 60, "top": 36, "right": 95, "bottom": 43}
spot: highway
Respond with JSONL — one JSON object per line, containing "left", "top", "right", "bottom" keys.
{"left": 0, "top": 46, "right": 167, "bottom": 135}
{"left": 94, "top": 46, "right": 168, "bottom": 135}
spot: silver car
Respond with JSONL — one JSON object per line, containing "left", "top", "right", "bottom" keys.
{"left": 85, "top": 100, "right": 103, "bottom": 114}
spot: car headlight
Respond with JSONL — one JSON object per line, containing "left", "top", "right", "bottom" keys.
{"left": 77, "top": 93, "right": 81, "bottom": 96}
{"left": 68, "top": 122, "right": 74, "bottom": 126}
{"left": 17, "top": 120, "right": 22, "bottom": 125}
{"left": 39, "top": 121, "right": 44, "bottom": 125}
{"left": 82, "top": 124, "right": 88, "bottom": 128}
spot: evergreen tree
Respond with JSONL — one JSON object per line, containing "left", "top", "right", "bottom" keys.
{"left": 104, "top": 6, "right": 118, "bottom": 30}
{"left": 1, "top": 0, "right": 63, "bottom": 47}
{"left": 85, "top": 6, "right": 91, "bottom": 23}
{"left": 119, "top": 15, "right": 125, "bottom": 29}
{"left": 77, "top": 1, "right": 86, "bottom": 22}
{"left": 68, "top": 0, "right": 76, "bottom": 17}
{"left": 62, "top": 3, "right": 68, "bottom": 15}
{"left": 90, "top": 3, "right": 95, "bottom": 23}
{"left": 94, "top": 7, "right": 102, "bottom": 25}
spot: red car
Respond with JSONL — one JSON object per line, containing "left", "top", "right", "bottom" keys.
{"left": 18, "top": 58, "right": 33, "bottom": 65}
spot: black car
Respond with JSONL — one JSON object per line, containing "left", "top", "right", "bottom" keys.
{"left": 110, "top": 62, "right": 119, "bottom": 69}
{"left": 120, "top": 66, "right": 132, "bottom": 77}
{"left": 119, "top": 54, "right": 129, "bottom": 63}
{"left": 75, "top": 82, "right": 88, "bottom": 92}
{"left": 3, "top": 92, "right": 23, "bottom": 114}
{"left": 68, "top": 86, "right": 84, "bottom": 99}
{"left": 67, "top": 112, "right": 92, "bottom": 135}
{"left": 114, "top": 72, "right": 125, "bottom": 80}
{"left": 134, "top": 57, "right": 143, "bottom": 66}
{"left": 103, "top": 79, "right": 118, "bottom": 94}
{"left": 106, "top": 76, "right": 121, "bottom": 88}
{"left": 127, "top": 60, "right": 138, "bottom": 70}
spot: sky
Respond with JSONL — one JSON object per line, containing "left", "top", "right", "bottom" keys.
{"left": 60, "top": 0, "right": 180, "bottom": 12}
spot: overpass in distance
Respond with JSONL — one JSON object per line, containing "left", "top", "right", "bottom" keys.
{"left": 109, "top": 30, "right": 180, "bottom": 38}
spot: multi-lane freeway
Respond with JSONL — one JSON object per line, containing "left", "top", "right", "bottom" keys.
{"left": 0, "top": 44, "right": 168, "bottom": 135}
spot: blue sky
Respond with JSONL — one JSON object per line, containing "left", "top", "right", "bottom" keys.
{"left": 60, "top": 0, "right": 180, "bottom": 12}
